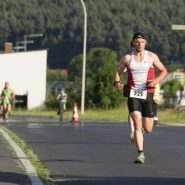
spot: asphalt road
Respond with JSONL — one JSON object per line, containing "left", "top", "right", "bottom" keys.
{"left": 4, "top": 120, "right": 185, "bottom": 185}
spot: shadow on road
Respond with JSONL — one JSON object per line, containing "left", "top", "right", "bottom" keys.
{"left": 0, "top": 171, "right": 30, "bottom": 185}
{"left": 55, "top": 176, "right": 185, "bottom": 185}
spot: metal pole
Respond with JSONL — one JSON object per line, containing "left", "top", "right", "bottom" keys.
{"left": 80, "top": 0, "right": 87, "bottom": 115}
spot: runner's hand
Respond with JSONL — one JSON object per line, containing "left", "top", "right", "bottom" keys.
{"left": 114, "top": 81, "right": 123, "bottom": 90}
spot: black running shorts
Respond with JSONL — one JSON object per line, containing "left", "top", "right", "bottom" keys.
{"left": 127, "top": 93, "right": 154, "bottom": 118}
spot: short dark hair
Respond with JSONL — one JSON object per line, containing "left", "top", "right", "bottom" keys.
{"left": 132, "top": 32, "right": 147, "bottom": 41}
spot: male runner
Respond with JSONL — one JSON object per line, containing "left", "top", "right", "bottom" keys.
{"left": 114, "top": 32, "right": 168, "bottom": 163}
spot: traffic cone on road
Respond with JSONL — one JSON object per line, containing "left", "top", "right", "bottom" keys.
{"left": 71, "top": 102, "right": 79, "bottom": 123}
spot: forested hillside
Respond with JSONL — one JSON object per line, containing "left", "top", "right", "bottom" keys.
{"left": 0, "top": 0, "right": 185, "bottom": 68}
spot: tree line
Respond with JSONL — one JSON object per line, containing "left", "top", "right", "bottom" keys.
{"left": 0, "top": 0, "right": 184, "bottom": 109}
{"left": 0, "top": 0, "right": 185, "bottom": 68}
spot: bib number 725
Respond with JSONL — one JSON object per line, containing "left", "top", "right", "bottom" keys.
{"left": 130, "top": 89, "right": 147, "bottom": 99}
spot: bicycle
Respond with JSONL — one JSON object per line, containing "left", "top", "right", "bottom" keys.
{"left": 58, "top": 101, "right": 66, "bottom": 122}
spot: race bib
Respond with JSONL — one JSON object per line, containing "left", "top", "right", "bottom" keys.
{"left": 130, "top": 89, "right": 147, "bottom": 100}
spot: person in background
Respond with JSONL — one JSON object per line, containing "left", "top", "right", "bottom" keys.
{"left": 176, "top": 85, "right": 185, "bottom": 106}
{"left": 153, "top": 83, "right": 160, "bottom": 121}
{"left": 56, "top": 87, "right": 68, "bottom": 113}
{"left": 1, "top": 82, "right": 15, "bottom": 122}
{"left": 114, "top": 32, "right": 168, "bottom": 164}
{"left": 128, "top": 114, "right": 135, "bottom": 142}
{"left": 122, "top": 68, "right": 135, "bottom": 143}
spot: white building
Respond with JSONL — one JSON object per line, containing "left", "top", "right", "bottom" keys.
{"left": 0, "top": 50, "right": 48, "bottom": 109}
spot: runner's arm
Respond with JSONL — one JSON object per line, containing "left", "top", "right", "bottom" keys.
{"left": 56, "top": 94, "right": 61, "bottom": 100}
{"left": 149, "top": 54, "right": 168, "bottom": 87}
{"left": 114, "top": 55, "right": 130, "bottom": 89}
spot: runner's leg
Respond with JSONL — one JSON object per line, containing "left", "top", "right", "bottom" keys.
{"left": 142, "top": 117, "right": 154, "bottom": 133}
{"left": 3, "top": 104, "right": 8, "bottom": 120}
{"left": 7, "top": 104, "right": 11, "bottom": 120}
{"left": 128, "top": 114, "right": 135, "bottom": 142}
{"left": 130, "top": 111, "right": 143, "bottom": 151}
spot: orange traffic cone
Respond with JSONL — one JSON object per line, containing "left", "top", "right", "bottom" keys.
{"left": 71, "top": 102, "right": 79, "bottom": 123}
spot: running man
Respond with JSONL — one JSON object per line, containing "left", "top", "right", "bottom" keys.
{"left": 1, "top": 82, "right": 15, "bottom": 122}
{"left": 114, "top": 32, "right": 168, "bottom": 163}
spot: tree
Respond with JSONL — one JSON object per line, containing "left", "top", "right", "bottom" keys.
{"left": 161, "top": 79, "right": 182, "bottom": 108}
{"left": 1, "top": 0, "right": 185, "bottom": 67}
{"left": 68, "top": 47, "right": 124, "bottom": 109}
{"left": 161, "top": 79, "right": 181, "bottom": 98}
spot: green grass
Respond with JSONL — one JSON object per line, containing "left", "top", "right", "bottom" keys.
{"left": 13, "top": 105, "right": 185, "bottom": 124}
{"left": 13, "top": 105, "right": 129, "bottom": 122}
{"left": 1, "top": 127, "right": 52, "bottom": 185}
{"left": 157, "top": 108, "right": 185, "bottom": 124}
{"left": 79, "top": 107, "right": 129, "bottom": 121}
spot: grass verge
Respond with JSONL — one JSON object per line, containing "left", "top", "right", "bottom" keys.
{"left": 157, "top": 108, "right": 185, "bottom": 124}
{"left": 1, "top": 127, "right": 54, "bottom": 185}
{"left": 13, "top": 105, "right": 185, "bottom": 124}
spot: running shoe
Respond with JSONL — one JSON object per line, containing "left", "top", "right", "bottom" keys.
{"left": 134, "top": 152, "right": 145, "bottom": 164}
{"left": 4, "top": 118, "right": 9, "bottom": 123}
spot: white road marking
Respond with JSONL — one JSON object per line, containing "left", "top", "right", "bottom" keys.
{"left": 0, "top": 127, "right": 43, "bottom": 185}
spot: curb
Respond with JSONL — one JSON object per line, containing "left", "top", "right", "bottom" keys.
{"left": 0, "top": 127, "right": 43, "bottom": 185}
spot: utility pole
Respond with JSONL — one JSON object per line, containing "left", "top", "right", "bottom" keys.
{"left": 80, "top": 0, "right": 87, "bottom": 115}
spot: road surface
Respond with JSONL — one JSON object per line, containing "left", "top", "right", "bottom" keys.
{"left": 4, "top": 120, "right": 185, "bottom": 185}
